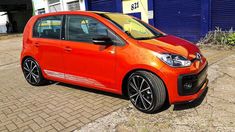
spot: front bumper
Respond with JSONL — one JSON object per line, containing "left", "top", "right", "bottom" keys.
{"left": 178, "top": 63, "right": 208, "bottom": 96}
{"left": 160, "top": 58, "right": 208, "bottom": 104}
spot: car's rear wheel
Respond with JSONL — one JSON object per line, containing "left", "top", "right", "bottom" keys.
{"left": 127, "top": 71, "right": 166, "bottom": 113}
{"left": 22, "top": 58, "right": 47, "bottom": 86}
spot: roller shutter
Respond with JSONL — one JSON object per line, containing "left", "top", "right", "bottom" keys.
{"left": 154, "top": 0, "right": 201, "bottom": 42}
{"left": 211, "top": 0, "right": 235, "bottom": 30}
{"left": 88, "top": 0, "right": 117, "bottom": 12}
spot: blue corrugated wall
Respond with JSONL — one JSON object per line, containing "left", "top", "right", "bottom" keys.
{"left": 87, "top": 0, "right": 122, "bottom": 13}
{"left": 211, "top": 0, "right": 235, "bottom": 30}
{"left": 85, "top": 0, "right": 235, "bottom": 42}
{"left": 153, "top": 0, "right": 203, "bottom": 42}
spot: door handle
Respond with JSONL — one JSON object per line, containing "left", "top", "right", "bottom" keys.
{"left": 34, "top": 43, "right": 40, "bottom": 47}
{"left": 108, "top": 47, "right": 116, "bottom": 54}
{"left": 64, "top": 46, "right": 72, "bottom": 52}
{"left": 108, "top": 50, "right": 115, "bottom": 54}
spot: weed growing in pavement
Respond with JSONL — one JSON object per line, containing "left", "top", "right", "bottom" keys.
{"left": 198, "top": 27, "right": 235, "bottom": 46}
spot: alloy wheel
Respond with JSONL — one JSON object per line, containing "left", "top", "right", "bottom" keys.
{"left": 128, "top": 75, "right": 154, "bottom": 110}
{"left": 23, "top": 59, "right": 40, "bottom": 85}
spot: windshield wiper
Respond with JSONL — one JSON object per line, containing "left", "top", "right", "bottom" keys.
{"left": 135, "top": 36, "right": 156, "bottom": 40}
{"left": 135, "top": 34, "right": 165, "bottom": 40}
{"left": 125, "top": 31, "right": 135, "bottom": 38}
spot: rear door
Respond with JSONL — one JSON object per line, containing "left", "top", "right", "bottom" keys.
{"left": 62, "top": 15, "right": 124, "bottom": 90}
{"left": 32, "top": 16, "right": 64, "bottom": 79}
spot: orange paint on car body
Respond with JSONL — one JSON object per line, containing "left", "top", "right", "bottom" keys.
{"left": 21, "top": 11, "right": 208, "bottom": 107}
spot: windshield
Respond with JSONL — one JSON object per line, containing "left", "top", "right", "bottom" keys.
{"left": 98, "top": 13, "right": 164, "bottom": 40}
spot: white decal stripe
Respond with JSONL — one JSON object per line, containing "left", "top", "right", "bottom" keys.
{"left": 44, "top": 70, "right": 64, "bottom": 79}
{"left": 44, "top": 70, "right": 106, "bottom": 88}
{"left": 65, "top": 74, "right": 106, "bottom": 88}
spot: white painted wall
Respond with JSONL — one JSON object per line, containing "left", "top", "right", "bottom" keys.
{"left": 32, "top": 0, "right": 49, "bottom": 14}
{"left": 0, "top": 12, "right": 8, "bottom": 33}
{"left": 62, "top": 0, "right": 86, "bottom": 11}
{"left": 32, "top": 0, "right": 86, "bottom": 15}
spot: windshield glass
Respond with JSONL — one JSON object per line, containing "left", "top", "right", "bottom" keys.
{"left": 99, "top": 13, "right": 164, "bottom": 40}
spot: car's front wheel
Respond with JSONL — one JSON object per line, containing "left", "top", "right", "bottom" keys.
{"left": 127, "top": 71, "right": 166, "bottom": 113}
{"left": 22, "top": 58, "right": 47, "bottom": 86}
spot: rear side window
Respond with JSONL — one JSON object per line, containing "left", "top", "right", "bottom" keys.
{"left": 33, "top": 16, "right": 62, "bottom": 39}
{"left": 66, "top": 15, "right": 124, "bottom": 45}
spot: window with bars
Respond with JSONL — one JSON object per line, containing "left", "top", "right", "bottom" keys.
{"left": 67, "top": 1, "right": 80, "bottom": 11}
{"left": 49, "top": 3, "right": 62, "bottom": 12}
{"left": 48, "top": 0, "right": 60, "bottom": 4}
{"left": 37, "top": 8, "right": 45, "bottom": 14}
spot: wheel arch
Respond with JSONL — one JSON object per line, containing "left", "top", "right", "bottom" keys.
{"left": 21, "top": 56, "right": 45, "bottom": 77}
{"left": 121, "top": 68, "right": 170, "bottom": 105}
{"left": 21, "top": 55, "right": 48, "bottom": 86}
{"left": 21, "top": 56, "right": 37, "bottom": 66}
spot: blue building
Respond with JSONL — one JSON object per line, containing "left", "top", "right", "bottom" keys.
{"left": 86, "top": 0, "right": 235, "bottom": 42}
{"left": 32, "top": 0, "right": 235, "bottom": 42}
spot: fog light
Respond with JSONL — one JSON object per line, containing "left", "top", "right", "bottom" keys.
{"left": 184, "top": 82, "right": 192, "bottom": 90}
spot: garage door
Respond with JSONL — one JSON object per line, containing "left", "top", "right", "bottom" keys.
{"left": 88, "top": 0, "right": 118, "bottom": 12}
{"left": 211, "top": 0, "right": 235, "bottom": 30}
{"left": 154, "top": 0, "right": 201, "bottom": 42}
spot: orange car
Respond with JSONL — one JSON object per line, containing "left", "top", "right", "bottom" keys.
{"left": 21, "top": 11, "right": 208, "bottom": 113}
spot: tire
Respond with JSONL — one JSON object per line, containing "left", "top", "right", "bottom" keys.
{"left": 22, "top": 57, "right": 47, "bottom": 86}
{"left": 127, "top": 71, "right": 166, "bottom": 113}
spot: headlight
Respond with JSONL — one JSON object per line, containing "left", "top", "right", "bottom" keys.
{"left": 156, "top": 53, "right": 191, "bottom": 67}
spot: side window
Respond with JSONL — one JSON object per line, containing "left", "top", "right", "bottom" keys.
{"left": 66, "top": 15, "right": 124, "bottom": 45}
{"left": 33, "top": 16, "right": 62, "bottom": 39}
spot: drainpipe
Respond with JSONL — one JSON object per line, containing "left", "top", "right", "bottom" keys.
{"left": 148, "top": 0, "right": 154, "bottom": 26}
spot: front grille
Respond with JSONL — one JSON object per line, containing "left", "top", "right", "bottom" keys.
{"left": 178, "top": 63, "right": 208, "bottom": 96}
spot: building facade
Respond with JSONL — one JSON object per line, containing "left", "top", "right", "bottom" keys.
{"left": 33, "top": 0, "right": 86, "bottom": 15}
{"left": 0, "top": 12, "right": 8, "bottom": 33}
{"left": 32, "top": 0, "right": 235, "bottom": 42}
{"left": 0, "top": 0, "right": 33, "bottom": 33}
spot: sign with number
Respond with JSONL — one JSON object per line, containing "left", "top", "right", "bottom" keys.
{"left": 131, "top": 2, "right": 139, "bottom": 10}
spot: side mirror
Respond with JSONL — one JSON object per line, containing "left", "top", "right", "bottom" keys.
{"left": 92, "top": 36, "right": 113, "bottom": 45}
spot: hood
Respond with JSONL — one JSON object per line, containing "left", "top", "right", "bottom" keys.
{"left": 137, "top": 35, "right": 200, "bottom": 60}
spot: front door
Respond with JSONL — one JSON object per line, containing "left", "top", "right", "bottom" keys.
{"left": 62, "top": 15, "right": 123, "bottom": 90}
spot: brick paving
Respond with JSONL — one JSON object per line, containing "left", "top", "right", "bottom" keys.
{"left": 0, "top": 37, "right": 128, "bottom": 132}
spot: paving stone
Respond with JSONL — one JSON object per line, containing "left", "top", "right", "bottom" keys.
{"left": 52, "top": 122, "right": 64, "bottom": 131}
{"left": 6, "top": 123, "right": 17, "bottom": 131}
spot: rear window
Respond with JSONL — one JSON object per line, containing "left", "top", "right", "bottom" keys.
{"left": 33, "top": 16, "right": 63, "bottom": 39}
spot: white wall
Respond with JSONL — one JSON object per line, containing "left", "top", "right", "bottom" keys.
{"left": 0, "top": 12, "right": 8, "bottom": 33}
{"left": 62, "top": 0, "right": 86, "bottom": 11}
{"left": 32, "top": 0, "right": 86, "bottom": 15}
{"left": 32, "top": 0, "right": 49, "bottom": 14}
